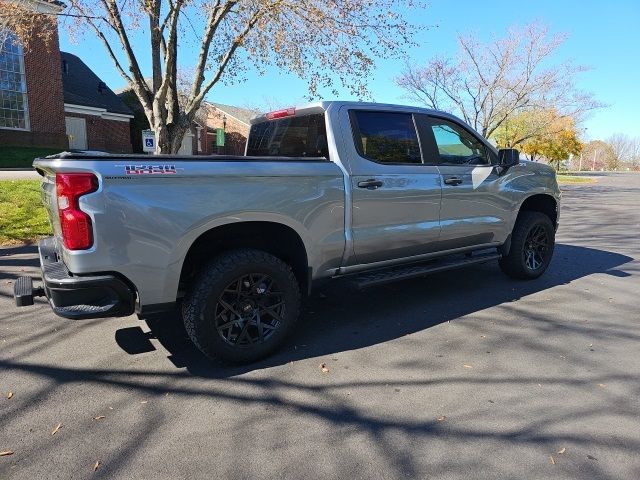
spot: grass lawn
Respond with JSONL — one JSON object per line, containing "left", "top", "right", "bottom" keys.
{"left": 0, "top": 180, "right": 52, "bottom": 245}
{"left": 0, "top": 146, "right": 63, "bottom": 169}
{"left": 557, "top": 175, "right": 596, "bottom": 184}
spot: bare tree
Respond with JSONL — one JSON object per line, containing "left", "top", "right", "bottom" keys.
{"left": 582, "top": 140, "right": 614, "bottom": 171}
{"left": 396, "top": 22, "right": 602, "bottom": 140}
{"left": 607, "top": 133, "right": 635, "bottom": 170}
{"left": 3, "top": 0, "right": 421, "bottom": 153}
{"left": 630, "top": 137, "right": 640, "bottom": 170}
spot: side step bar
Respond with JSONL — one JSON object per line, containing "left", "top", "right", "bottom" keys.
{"left": 351, "top": 252, "right": 502, "bottom": 289}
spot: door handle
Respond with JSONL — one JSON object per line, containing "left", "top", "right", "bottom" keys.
{"left": 444, "top": 176, "right": 463, "bottom": 186}
{"left": 357, "top": 179, "right": 384, "bottom": 190}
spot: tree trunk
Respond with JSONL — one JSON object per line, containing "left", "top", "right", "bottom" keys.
{"left": 154, "top": 121, "right": 171, "bottom": 154}
{"left": 152, "top": 119, "right": 192, "bottom": 154}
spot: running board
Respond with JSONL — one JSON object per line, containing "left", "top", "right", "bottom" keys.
{"left": 350, "top": 252, "right": 502, "bottom": 289}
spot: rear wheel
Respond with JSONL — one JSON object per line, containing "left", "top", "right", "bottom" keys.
{"left": 499, "top": 211, "right": 555, "bottom": 279}
{"left": 182, "top": 249, "right": 301, "bottom": 364}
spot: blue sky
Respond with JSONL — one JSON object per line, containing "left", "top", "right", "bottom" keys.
{"left": 59, "top": 0, "right": 640, "bottom": 140}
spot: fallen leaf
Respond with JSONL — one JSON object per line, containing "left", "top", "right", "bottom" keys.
{"left": 557, "top": 447, "right": 566, "bottom": 454}
{"left": 51, "top": 423, "right": 63, "bottom": 436}
{"left": 93, "top": 460, "right": 101, "bottom": 471}
{"left": 463, "top": 364, "right": 473, "bottom": 369}
{"left": 140, "top": 400, "right": 148, "bottom": 404}
{"left": 93, "top": 416, "right": 105, "bottom": 421}
{"left": 586, "top": 454, "right": 598, "bottom": 461}
{"left": 0, "top": 451, "right": 14, "bottom": 456}
{"left": 319, "top": 363, "right": 329, "bottom": 373}
{"left": 488, "top": 400, "right": 495, "bottom": 404}
{"left": 549, "top": 455, "right": 556, "bottom": 465}
{"left": 436, "top": 415, "right": 446, "bottom": 422}
{"left": 6, "top": 392, "right": 13, "bottom": 400}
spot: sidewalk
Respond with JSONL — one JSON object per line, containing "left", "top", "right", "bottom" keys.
{"left": 0, "top": 169, "right": 40, "bottom": 180}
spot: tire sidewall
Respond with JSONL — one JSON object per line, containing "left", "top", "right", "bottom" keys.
{"left": 515, "top": 214, "right": 555, "bottom": 278}
{"left": 192, "top": 256, "right": 300, "bottom": 363}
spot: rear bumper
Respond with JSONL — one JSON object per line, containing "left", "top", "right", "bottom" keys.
{"left": 14, "top": 237, "right": 135, "bottom": 320}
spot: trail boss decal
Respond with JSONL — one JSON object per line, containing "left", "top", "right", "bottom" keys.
{"left": 117, "top": 165, "right": 179, "bottom": 175}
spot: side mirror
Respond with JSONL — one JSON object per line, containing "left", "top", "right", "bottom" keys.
{"left": 498, "top": 148, "right": 520, "bottom": 167}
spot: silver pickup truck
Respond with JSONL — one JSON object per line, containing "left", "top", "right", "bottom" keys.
{"left": 14, "top": 101, "right": 560, "bottom": 363}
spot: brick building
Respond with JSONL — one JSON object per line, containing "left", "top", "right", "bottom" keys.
{"left": 119, "top": 89, "right": 257, "bottom": 155}
{"left": 60, "top": 52, "right": 132, "bottom": 152}
{"left": 195, "top": 102, "right": 257, "bottom": 156}
{"left": 0, "top": 0, "right": 132, "bottom": 152}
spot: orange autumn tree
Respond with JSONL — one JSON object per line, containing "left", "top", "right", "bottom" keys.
{"left": 520, "top": 115, "right": 583, "bottom": 170}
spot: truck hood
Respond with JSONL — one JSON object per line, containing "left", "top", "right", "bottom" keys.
{"left": 519, "top": 159, "right": 556, "bottom": 175}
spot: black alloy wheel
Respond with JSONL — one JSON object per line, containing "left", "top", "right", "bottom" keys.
{"left": 499, "top": 211, "right": 555, "bottom": 280}
{"left": 214, "top": 273, "right": 285, "bottom": 348}
{"left": 523, "top": 224, "right": 550, "bottom": 271}
{"left": 182, "top": 249, "right": 301, "bottom": 364}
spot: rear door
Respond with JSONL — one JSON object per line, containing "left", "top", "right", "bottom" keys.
{"left": 421, "top": 115, "right": 510, "bottom": 248}
{"left": 344, "top": 109, "right": 442, "bottom": 265}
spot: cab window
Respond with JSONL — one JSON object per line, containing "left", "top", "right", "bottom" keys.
{"left": 350, "top": 111, "right": 422, "bottom": 164}
{"left": 247, "top": 114, "right": 329, "bottom": 159}
{"left": 430, "top": 119, "right": 489, "bottom": 165}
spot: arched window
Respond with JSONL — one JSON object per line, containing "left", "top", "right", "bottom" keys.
{"left": 0, "top": 31, "right": 29, "bottom": 130}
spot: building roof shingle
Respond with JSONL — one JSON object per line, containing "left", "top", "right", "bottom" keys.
{"left": 60, "top": 52, "right": 132, "bottom": 115}
{"left": 206, "top": 102, "right": 259, "bottom": 125}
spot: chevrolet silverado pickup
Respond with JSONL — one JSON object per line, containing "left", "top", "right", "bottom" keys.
{"left": 14, "top": 101, "right": 561, "bottom": 363}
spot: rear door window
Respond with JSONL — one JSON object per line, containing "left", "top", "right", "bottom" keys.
{"left": 246, "top": 114, "right": 329, "bottom": 159}
{"left": 350, "top": 111, "right": 422, "bottom": 164}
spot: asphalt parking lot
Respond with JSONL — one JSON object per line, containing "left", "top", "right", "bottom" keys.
{"left": 1, "top": 173, "right": 639, "bottom": 480}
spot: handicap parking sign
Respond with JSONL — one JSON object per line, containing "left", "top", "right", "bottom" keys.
{"left": 142, "top": 130, "right": 156, "bottom": 153}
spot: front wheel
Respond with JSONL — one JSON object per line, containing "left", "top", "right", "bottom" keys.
{"left": 182, "top": 249, "right": 301, "bottom": 364}
{"left": 499, "top": 211, "right": 555, "bottom": 279}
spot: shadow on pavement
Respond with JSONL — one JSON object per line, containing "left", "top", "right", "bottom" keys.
{"left": 125, "top": 242, "right": 635, "bottom": 378}
{"left": 0, "top": 241, "right": 637, "bottom": 479}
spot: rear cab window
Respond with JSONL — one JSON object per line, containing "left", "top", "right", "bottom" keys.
{"left": 246, "top": 113, "right": 329, "bottom": 159}
{"left": 349, "top": 110, "right": 422, "bottom": 164}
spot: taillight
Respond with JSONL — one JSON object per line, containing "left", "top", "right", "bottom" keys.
{"left": 56, "top": 173, "right": 99, "bottom": 250}
{"left": 265, "top": 107, "right": 296, "bottom": 120}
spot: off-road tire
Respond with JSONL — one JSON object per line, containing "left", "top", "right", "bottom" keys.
{"left": 499, "top": 211, "right": 555, "bottom": 280}
{"left": 182, "top": 249, "right": 301, "bottom": 364}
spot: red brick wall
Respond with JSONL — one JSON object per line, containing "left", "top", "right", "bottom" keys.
{"left": 65, "top": 113, "right": 132, "bottom": 153}
{"left": 199, "top": 109, "right": 249, "bottom": 156}
{"left": 0, "top": 19, "right": 68, "bottom": 149}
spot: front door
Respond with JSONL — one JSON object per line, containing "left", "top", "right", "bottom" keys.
{"left": 347, "top": 109, "right": 442, "bottom": 265}
{"left": 425, "top": 116, "right": 510, "bottom": 248}
{"left": 178, "top": 134, "right": 193, "bottom": 155}
{"left": 65, "top": 116, "right": 87, "bottom": 150}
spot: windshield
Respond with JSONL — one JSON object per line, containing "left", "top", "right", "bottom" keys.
{"left": 246, "top": 113, "right": 329, "bottom": 159}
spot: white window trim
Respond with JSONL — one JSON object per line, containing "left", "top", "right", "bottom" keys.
{"left": 64, "top": 103, "right": 134, "bottom": 122}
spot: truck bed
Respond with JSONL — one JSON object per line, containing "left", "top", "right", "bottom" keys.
{"left": 33, "top": 152, "right": 346, "bottom": 307}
